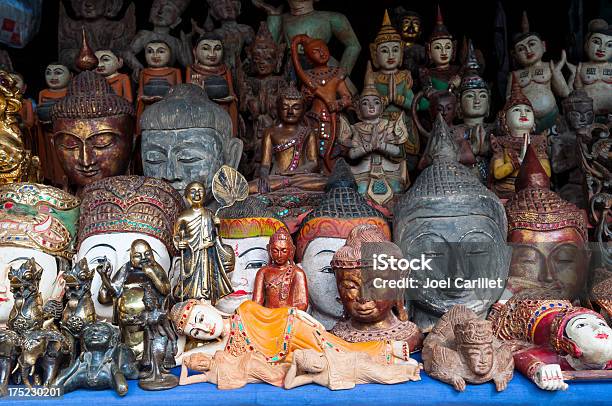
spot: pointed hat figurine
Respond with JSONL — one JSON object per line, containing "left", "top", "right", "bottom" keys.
{"left": 515, "top": 144, "right": 550, "bottom": 192}
{"left": 429, "top": 4, "right": 453, "bottom": 42}
{"left": 76, "top": 27, "right": 98, "bottom": 72}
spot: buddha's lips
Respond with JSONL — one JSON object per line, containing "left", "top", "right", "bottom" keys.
{"left": 0, "top": 297, "right": 8, "bottom": 302}
{"left": 519, "top": 117, "right": 529, "bottom": 122}
{"left": 229, "top": 290, "right": 250, "bottom": 297}
{"left": 596, "top": 51, "right": 606, "bottom": 58}
{"left": 596, "top": 333, "right": 609, "bottom": 340}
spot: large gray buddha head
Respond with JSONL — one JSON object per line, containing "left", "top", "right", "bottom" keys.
{"left": 394, "top": 159, "right": 510, "bottom": 325}
{"left": 140, "top": 84, "right": 242, "bottom": 196}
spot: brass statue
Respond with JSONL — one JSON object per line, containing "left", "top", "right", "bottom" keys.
{"left": 0, "top": 70, "right": 41, "bottom": 185}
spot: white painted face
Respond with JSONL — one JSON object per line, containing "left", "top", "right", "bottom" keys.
{"left": 145, "top": 42, "right": 172, "bottom": 68}
{"left": 566, "top": 314, "right": 612, "bottom": 364}
{"left": 0, "top": 248, "right": 57, "bottom": 325}
{"left": 514, "top": 35, "right": 545, "bottom": 67}
{"left": 215, "top": 236, "right": 269, "bottom": 314}
{"left": 183, "top": 303, "right": 224, "bottom": 340}
{"left": 77, "top": 233, "right": 171, "bottom": 320}
{"left": 195, "top": 40, "right": 223, "bottom": 67}
{"left": 585, "top": 33, "right": 612, "bottom": 63}
{"left": 45, "top": 64, "right": 70, "bottom": 90}
{"left": 460, "top": 89, "right": 489, "bottom": 118}
{"left": 298, "top": 237, "right": 345, "bottom": 324}
{"left": 95, "top": 50, "right": 122, "bottom": 77}
{"left": 430, "top": 38, "right": 453, "bottom": 67}
{"left": 375, "top": 41, "right": 402, "bottom": 71}
{"left": 506, "top": 103, "right": 534, "bottom": 133}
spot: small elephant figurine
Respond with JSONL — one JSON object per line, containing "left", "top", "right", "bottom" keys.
{"left": 0, "top": 329, "right": 20, "bottom": 396}
{"left": 18, "top": 329, "right": 70, "bottom": 388}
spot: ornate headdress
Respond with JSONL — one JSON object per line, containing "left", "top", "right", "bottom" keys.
{"left": 498, "top": 72, "right": 533, "bottom": 137}
{"left": 373, "top": 10, "right": 402, "bottom": 46}
{"left": 248, "top": 22, "right": 280, "bottom": 57}
{"left": 457, "top": 40, "right": 488, "bottom": 94}
{"left": 280, "top": 81, "right": 303, "bottom": 101}
{"left": 506, "top": 146, "right": 587, "bottom": 239}
{"left": 332, "top": 224, "right": 394, "bottom": 269}
{"left": 78, "top": 176, "right": 184, "bottom": 255}
{"left": 512, "top": 11, "right": 543, "bottom": 46}
{"left": 169, "top": 299, "right": 220, "bottom": 333}
{"left": 0, "top": 183, "right": 80, "bottom": 259}
{"left": 361, "top": 64, "right": 380, "bottom": 99}
{"left": 454, "top": 319, "right": 494, "bottom": 345}
{"left": 561, "top": 87, "right": 593, "bottom": 115}
{"left": 297, "top": 160, "right": 390, "bottom": 261}
{"left": 269, "top": 227, "right": 293, "bottom": 244}
{"left": 550, "top": 306, "right": 606, "bottom": 357}
{"left": 428, "top": 5, "right": 453, "bottom": 42}
{"left": 218, "top": 196, "right": 287, "bottom": 239}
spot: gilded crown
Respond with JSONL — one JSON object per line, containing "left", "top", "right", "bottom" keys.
{"left": 454, "top": 319, "right": 494, "bottom": 345}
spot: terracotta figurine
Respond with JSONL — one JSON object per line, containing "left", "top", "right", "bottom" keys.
{"left": 252, "top": 227, "right": 308, "bottom": 311}
{"left": 423, "top": 305, "right": 514, "bottom": 392}
{"left": 95, "top": 49, "right": 133, "bottom": 103}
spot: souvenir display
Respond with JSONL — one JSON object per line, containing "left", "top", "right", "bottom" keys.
{"left": 179, "top": 350, "right": 288, "bottom": 389}
{"left": 50, "top": 33, "right": 135, "bottom": 190}
{"left": 170, "top": 299, "right": 415, "bottom": 365}
{"left": 58, "top": 0, "right": 135, "bottom": 71}
{"left": 216, "top": 197, "right": 288, "bottom": 314}
{"left": 95, "top": 49, "right": 133, "bottom": 103}
{"left": 504, "top": 145, "right": 588, "bottom": 299}
{"left": 0, "top": 182, "right": 79, "bottom": 326}
{"left": 77, "top": 176, "right": 183, "bottom": 321}
{"left": 392, "top": 7, "right": 426, "bottom": 81}
{"left": 292, "top": 34, "right": 353, "bottom": 172}
{"left": 249, "top": 82, "right": 326, "bottom": 194}
{"left": 296, "top": 160, "right": 391, "bottom": 329}
{"left": 0, "top": 70, "right": 40, "bottom": 185}
{"left": 186, "top": 34, "right": 239, "bottom": 136}
{"left": 490, "top": 73, "right": 550, "bottom": 199}
{"left": 252, "top": 0, "right": 361, "bottom": 75}
{"left": 422, "top": 305, "right": 514, "bottom": 392}
{"left": 140, "top": 84, "right": 242, "bottom": 196}
{"left": 489, "top": 291, "right": 612, "bottom": 391}
{"left": 54, "top": 321, "right": 139, "bottom": 395}
{"left": 508, "top": 12, "right": 571, "bottom": 133}
{"left": 136, "top": 40, "right": 182, "bottom": 129}
{"left": 284, "top": 348, "right": 422, "bottom": 390}
{"left": 252, "top": 227, "right": 308, "bottom": 311}
{"left": 123, "top": 0, "right": 192, "bottom": 79}
{"left": 339, "top": 74, "right": 409, "bottom": 207}
{"left": 569, "top": 19, "right": 611, "bottom": 120}
{"left": 330, "top": 225, "right": 423, "bottom": 350}
{"left": 394, "top": 153, "right": 510, "bottom": 332}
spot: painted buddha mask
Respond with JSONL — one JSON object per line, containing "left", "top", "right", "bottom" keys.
{"left": 216, "top": 197, "right": 287, "bottom": 314}
{"left": 394, "top": 157, "right": 510, "bottom": 332}
{"left": 296, "top": 160, "right": 391, "bottom": 330}
{"left": 76, "top": 176, "right": 184, "bottom": 320}
{"left": 140, "top": 84, "right": 243, "bottom": 196}
{"left": 0, "top": 183, "right": 80, "bottom": 324}
{"left": 505, "top": 145, "right": 589, "bottom": 299}
{"left": 50, "top": 62, "right": 134, "bottom": 189}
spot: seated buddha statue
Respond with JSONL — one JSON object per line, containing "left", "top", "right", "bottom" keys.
{"left": 330, "top": 225, "right": 423, "bottom": 351}
{"left": 489, "top": 291, "right": 612, "bottom": 391}
{"left": 490, "top": 73, "right": 550, "bottom": 199}
{"left": 502, "top": 145, "right": 589, "bottom": 300}
{"left": 249, "top": 82, "right": 327, "bottom": 194}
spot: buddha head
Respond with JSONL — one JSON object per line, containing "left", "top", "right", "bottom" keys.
{"left": 505, "top": 146, "right": 588, "bottom": 298}
{"left": 359, "top": 74, "right": 383, "bottom": 121}
{"left": 44, "top": 63, "right": 71, "bottom": 90}
{"left": 332, "top": 225, "right": 406, "bottom": 325}
{"left": 95, "top": 49, "right": 123, "bottom": 77}
{"left": 296, "top": 160, "right": 391, "bottom": 329}
{"left": 562, "top": 86, "right": 595, "bottom": 131}
{"left": 0, "top": 183, "right": 80, "bottom": 324}
{"left": 457, "top": 41, "right": 490, "bottom": 121}
{"left": 170, "top": 299, "right": 225, "bottom": 340}
{"left": 421, "top": 113, "right": 460, "bottom": 166}
{"left": 394, "top": 7, "right": 422, "bottom": 45}
{"left": 278, "top": 82, "right": 305, "bottom": 125}
{"left": 217, "top": 197, "right": 287, "bottom": 313}
{"left": 584, "top": 19, "right": 611, "bottom": 63}
{"left": 247, "top": 22, "right": 282, "bottom": 77}
{"left": 140, "top": 84, "right": 242, "bottom": 196}
{"left": 149, "top": 0, "right": 189, "bottom": 28}
{"left": 454, "top": 318, "right": 495, "bottom": 376}
{"left": 145, "top": 41, "right": 174, "bottom": 68}
{"left": 512, "top": 12, "right": 546, "bottom": 68}
{"left": 51, "top": 45, "right": 134, "bottom": 188}
{"left": 499, "top": 73, "right": 535, "bottom": 137}
{"left": 370, "top": 10, "right": 403, "bottom": 72}
{"left": 428, "top": 90, "right": 457, "bottom": 125}
{"left": 427, "top": 6, "right": 455, "bottom": 68}
{"left": 193, "top": 33, "right": 224, "bottom": 67}
{"left": 394, "top": 157, "right": 509, "bottom": 327}
{"left": 76, "top": 176, "right": 183, "bottom": 320}
{"left": 206, "top": 0, "right": 240, "bottom": 22}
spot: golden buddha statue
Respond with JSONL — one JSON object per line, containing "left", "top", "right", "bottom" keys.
{"left": 0, "top": 70, "right": 41, "bottom": 185}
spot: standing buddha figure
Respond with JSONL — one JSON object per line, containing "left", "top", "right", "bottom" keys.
{"left": 490, "top": 74, "right": 550, "bottom": 199}
{"left": 95, "top": 49, "right": 133, "bottom": 103}
{"left": 187, "top": 33, "right": 239, "bottom": 137}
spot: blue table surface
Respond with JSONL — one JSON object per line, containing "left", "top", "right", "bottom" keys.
{"left": 5, "top": 353, "right": 611, "bottom": 406}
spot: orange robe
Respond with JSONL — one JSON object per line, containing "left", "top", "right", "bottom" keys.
{"left": 136, "top": 67, "right": 182, "bottom": 132}
{"left": 106, "top": 73, "right": 133, "bottom": 103}
{"left": 186, "top": 64, "right": 238, "bottom": 136}
{"left": 37, "top": 89, "right": 68, "bottom": 186}
{"left": 18, "top": 98, "right": 36, "bottom": 152}
{"left": 225, "top": 301, "right": 394, "bottom": 365}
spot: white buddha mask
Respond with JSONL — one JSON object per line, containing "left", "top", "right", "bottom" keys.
{"left": 513, "top": 35, "right": 546, "bottom": 67}
{"left": 585, "top": 33, "right": 612, "bottom": 63}
{"left": 566, "top": 313, "right": 612, "bottom": 365}
{"left": 506, "top": 103, "right": 535, "bottom": 134}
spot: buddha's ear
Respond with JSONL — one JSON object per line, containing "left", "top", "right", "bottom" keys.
{"left": 224, "top": 137, "right": 243, "bottom": 169}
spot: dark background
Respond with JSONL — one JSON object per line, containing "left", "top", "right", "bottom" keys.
{"left": 3, "top": 0, "right": 611, "bottom": 110}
